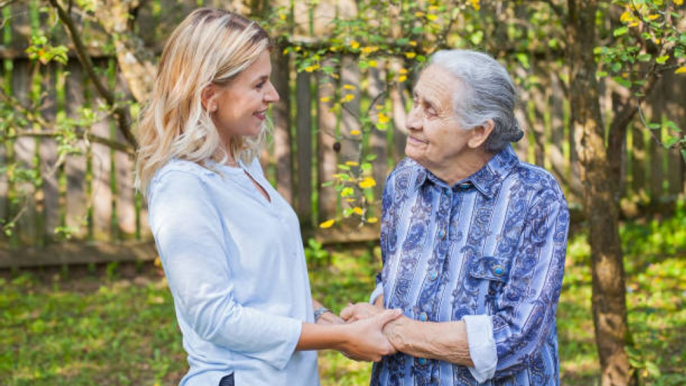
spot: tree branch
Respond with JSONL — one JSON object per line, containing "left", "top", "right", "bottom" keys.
{"left": 46, "top": 0, "right": 138, "bottom": 149}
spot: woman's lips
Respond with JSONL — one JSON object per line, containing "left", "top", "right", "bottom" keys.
{"left": 408, "top": 135, "right": 428, "bottom": 144}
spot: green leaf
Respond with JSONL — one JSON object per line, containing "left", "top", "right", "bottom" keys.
{"left": 663, "top": 136, "right": 679, "bottom": 148}
{"left": 612, "top": 62, "right": 622, "bottom": 72}
{"left": 637, "top": 53, "right": 651, "bottom": 62}
{"left": 613, "top": 27, "right": 628, "bottom": 37}
{"left": 681, "top": 149, "right": 686, "bottom": 163}
{"left": 648, "top": 123, "right": 661, "bottom": 130}
{"left": 365, "top": 154, "right": 377, "bottom": 161}
{"left": 613, "top": 76, "right": 632, "bottom": 88}
{"left": 656, "top": 55, "right": 669, "bottom": 64}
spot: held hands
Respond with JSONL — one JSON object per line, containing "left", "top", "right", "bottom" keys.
{"left": 337, "top": 308, "right": 403, "bottom": 362}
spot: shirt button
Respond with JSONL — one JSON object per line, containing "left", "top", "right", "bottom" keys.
{"left": 429, "top": 270, "right": 438, "bottom": 281}
{"left": 418, "top": 358, "right": 427, "bottom": 365}
{"left": 444, "top": 188, "right": 450, "bottom": 197}
{"left": 493, "top": 265, "right": 505, "bottom": 276}
{"left": 438, "top": 229, "right": 446, "bottom": 239}
{"left": 459, "top": 182, "right": 471, "bottom": 190}
{"left": 419, "top": 312, "right": 428, "bottom": 322}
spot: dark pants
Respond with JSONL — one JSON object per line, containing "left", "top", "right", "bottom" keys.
{"left": 219, "top": 373, "right": 234, "bottom": 386}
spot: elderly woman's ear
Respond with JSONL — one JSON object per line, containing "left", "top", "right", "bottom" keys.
{"left": 467, "top": 119, "right": 495, "bottom": 149}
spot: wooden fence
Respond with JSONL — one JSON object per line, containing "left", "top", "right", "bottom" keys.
{"left": 1, "top": 0, "right": 685, "bottom": 266}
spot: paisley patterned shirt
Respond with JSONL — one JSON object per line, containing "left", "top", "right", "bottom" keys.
{"left": 371, "top": 146, "right": 569, "bottom": 386}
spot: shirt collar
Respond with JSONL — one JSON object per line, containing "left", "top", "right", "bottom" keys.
{"left": 411, "top": 145, "right": 520, "bottom": 198}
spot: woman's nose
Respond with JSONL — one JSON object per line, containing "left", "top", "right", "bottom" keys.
{"left": 266, "top": 82, "right": 280, "bottom": 103}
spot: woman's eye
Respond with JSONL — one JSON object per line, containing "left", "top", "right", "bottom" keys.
{"left": 256, "top": 81, "right": 266, "bottom": 89}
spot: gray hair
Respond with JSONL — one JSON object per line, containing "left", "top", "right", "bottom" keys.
{"left": 429, "top": 49, "right": 524, "bottom": 152}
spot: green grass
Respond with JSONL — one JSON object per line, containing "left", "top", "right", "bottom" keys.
{"left": 1, "top": 213, "right": 684, "bottom": 386}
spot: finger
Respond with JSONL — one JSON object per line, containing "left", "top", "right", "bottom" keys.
{"left": 374, "top": 308, "right": 403, "bottom": 326}
{"left": 340, "top": 305, "right": 354, "bottom": 320}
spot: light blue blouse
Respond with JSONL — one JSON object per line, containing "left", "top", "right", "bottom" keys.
{"left": 148, "top": 158, "right": 319, "bottom": 386}
{"left": 370, "top": 146, "right": 569, "bottom": 386}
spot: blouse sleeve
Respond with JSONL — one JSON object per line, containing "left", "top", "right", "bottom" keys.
{"left": 148, "top": 169, "right": 302, "bottom": 370}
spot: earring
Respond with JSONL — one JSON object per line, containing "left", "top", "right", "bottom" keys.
{"left": 210, "top": 104, "right": 217, "bottom": 112}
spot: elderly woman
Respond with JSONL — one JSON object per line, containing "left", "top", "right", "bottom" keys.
{"left": 343, "top": 49, "right": 570, "bottom": 386}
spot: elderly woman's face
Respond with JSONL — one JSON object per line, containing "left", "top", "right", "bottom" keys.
{"left": 405, "top": 65, "right": 476, "bottom": 174}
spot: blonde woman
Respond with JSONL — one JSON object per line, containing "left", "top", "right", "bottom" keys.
{"left": 135, "top": 8, "right": 401, "bottom": 386}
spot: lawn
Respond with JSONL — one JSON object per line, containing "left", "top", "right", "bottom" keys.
{"left": 1, "top": 212, "right": 684, "bottom": 385}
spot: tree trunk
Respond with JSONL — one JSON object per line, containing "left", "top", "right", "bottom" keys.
{"left": 565, "top": 1, "right": 634, "bottom": 385}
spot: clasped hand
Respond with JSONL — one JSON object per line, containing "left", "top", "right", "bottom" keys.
{"left": 338, "top": 303, "right": 405, "bottom": 362}
{"left": 318, "top": 305, "right": 402, "bottom": 362}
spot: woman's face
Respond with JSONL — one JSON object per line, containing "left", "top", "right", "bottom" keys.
{"left": 209, "top": 50, "right": 279, "bottom": 146}
{"left": 405, "top": 65, "right": 473, "bottom": 172}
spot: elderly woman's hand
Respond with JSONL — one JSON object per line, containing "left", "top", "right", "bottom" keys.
{"left": 337, "top": 308, "right": 402, "bottom": 362}
{"left": 340, "top": 302, "right": 385, "bottom": 322}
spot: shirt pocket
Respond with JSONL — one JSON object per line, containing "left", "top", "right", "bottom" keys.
{"left": 469, "top": 255, "right": 511, "bottom": 283}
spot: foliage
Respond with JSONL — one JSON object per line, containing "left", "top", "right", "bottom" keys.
{"left": 595, "top": 0, "right": 686, "bottom": 161}
{"left": 1, "top": 215, "right": 684, "bottom": 385}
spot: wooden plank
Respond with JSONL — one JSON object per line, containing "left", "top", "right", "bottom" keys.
{"left": 316, "top": 59, "right": 339, "bottom": 223}
{"left": 271, "top": 49, "right": 293, "bottom": 204}
{"left": 113, "top": 63, "right": 136, "bottom": 238}
{"left": 0, "top": 241, "right": 158, "bottom": 269}
{"left": 12, "top": 59, "right": 38, "bottom": 246}
{"left": 339, "top": 56, "right": 361, "bottom": 161}
{"left": 648, "top": 78, "right": 664, "bottom": 203}
{"left": 295, "top": 70, "right": 313, "bottom": 226}
{"left": 89, "top": 59, "right": 113, "bottom": 240}
{"left": 389, "top": 58, "right": 408, "bottom": 163}
{"left": 40, "top": 64, "right": 60, "bottom": 243}
{"left": 664, "top": 72, "right": 684, "bottom": 197}
{"left": 368, "top": 60, "right": 389, "bottom": 203}
{"left": 65, "top": 62, "right": 88, "bottom": 239}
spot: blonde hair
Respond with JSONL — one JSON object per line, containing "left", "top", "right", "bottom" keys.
{"left": 135, "top": 8, "right": 271, "bottom": 192}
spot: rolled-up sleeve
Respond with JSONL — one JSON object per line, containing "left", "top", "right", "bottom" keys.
{"left": 486, "top": 191, "right": 569, "bottom": 379}
{"left": 148, "top": 170, "right": 301, "bottom": 370}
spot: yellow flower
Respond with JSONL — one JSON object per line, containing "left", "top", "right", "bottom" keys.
{"left": 346, "top": 198, "right": 356, "bottom": 202}
{"left": 409, "top": 41, "right": 417, "bottom": 46}
{"left": 674, "top": 0, "right": 683, "bottom": 5}
{"left": 368, "top": 60, "right": 378, "bottom": 68}
{"left": 398, "top": 75, "right": 408, "bottom": 83}
{"left": 279, "top": 14, "right": 286, "bottom": 20}
{"left": 426, "top": 14, "right": 437, "bottom": 21}
{"left": 676, "top": 67, "right": 686, "bottom": 74}
{"left": 343, "top": 84, "right": 356, "bottom": 90}
{"left": 350, "top": 130, "right": 361, "bottom": 135}
{"left": 346, "top": 161, "right": 359, "bottom": 166}
{"left": 361, "top": 46, "right": 379, "bottom": 55}
{"left": 319, "top": 219, "right": 335, "bottom": 228}
{"left": 647, "top": 14, "right": 660, "bottom": 21}
{"left": 399, "top": 68, "right": 408, "bottom": 74}
{"left": 415, "top": 11, "right": 425, "bottom": 17}
{"left": 428, "top": 6, "right": 438, "bottom": 11}
{"left": 320, "top": 97, "right": 331, "bottom": 103}
{"left": 343, "top": 94, "right": 355, "bottom": 102}
{"left": 351, "top": 40, "right": 360, "bottom": 50}
{"left": 377, "top": 113, "right": 390, "bottom": 124}
{"left": 405, "top": 52, "right": 416, "bottom": 59}
{"left": 341, "top": 187, "right": 354, "bottom": 197}
{"left": 367, "top": 217, "right": 379, "bottom": 224}
{"left": 282, "top": 48, "right": 290, "bottom": 55}
{"left": 353, "top": 207, "right": 364, "bottom": 215}
{"left": 358, "top": 177, "right": 376, "bottom": 189}
{"left": 470, "top": 0, "right": 481, "bottom": 11}
{"left": 305, "top": 66, "right": 314, "bottom": 73}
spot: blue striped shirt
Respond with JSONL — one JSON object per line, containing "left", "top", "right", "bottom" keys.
{"left": 370, "top": 146, "right": 569, "bottom": 386}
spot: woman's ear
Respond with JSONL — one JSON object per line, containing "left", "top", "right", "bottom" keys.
{"left": 468, "top": 119, "right": 495, "bottom": 149}
{"left": 201, "top": 84, "right": 218, "bottom": 112}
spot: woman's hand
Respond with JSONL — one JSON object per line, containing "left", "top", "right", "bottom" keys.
{"left": 337, "top": 308, "right": 402, "bottom": 362}
{"left": 340, "top": 302, "right": 385, "bottom": 322}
